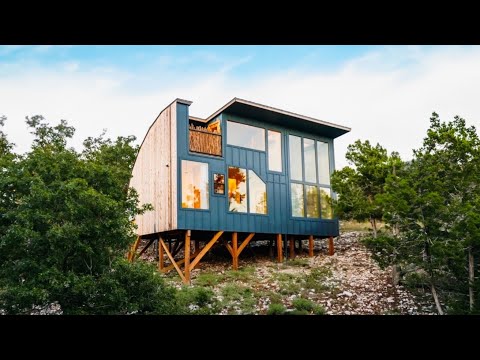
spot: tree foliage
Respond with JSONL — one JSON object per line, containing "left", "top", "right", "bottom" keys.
{"left": 331, "top": 140, "right": 401, "bottom": 236}
{"left": 362, "top": 112, "right": 480, "bottom": 314}
{"left": 0, "top": 116, "right": 175, "bottom": 314}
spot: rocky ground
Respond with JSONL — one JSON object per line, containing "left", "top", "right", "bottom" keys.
{"left": 159, "top": 231, "right": 437, "bottom": 315}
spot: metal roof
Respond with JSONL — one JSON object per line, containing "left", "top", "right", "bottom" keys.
{"left": 192, "top": 97, "right": 351, "bottom": 139}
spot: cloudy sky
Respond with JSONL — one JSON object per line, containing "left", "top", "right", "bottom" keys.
{"left": 1, "top": 45, "right": 479, "bottom": 169}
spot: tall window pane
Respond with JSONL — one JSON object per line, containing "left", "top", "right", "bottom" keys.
{"left": 249, "top": 170, "right": 267, "bottom": 214}
{"left": 227, "top": 121, "right": 265, "bottom": 151}
{"left": 181, "top": 160, "right": 209, "bottom": 209}
{"left": 291, "top": 183, "right": 304, "bottom": 217}
{"left": 268, "top": 130, "right": 282, "bottom": 172}
{"left": 320, "top": 187, "right": 333, "bottom": 219}
{"left": 228, "top": 167, "right": 248, "bottom": 213}
{"left": 304, "top": 138, "right": 317, "bottom": 183}
{"left": 289, "top": 135, "right": 303, "bottom": 181}
{"left": 305, "top": 185, "right": 320, "bottom": 218}
{"left": 317, "top": 141, "right": 330, "bottom": 185}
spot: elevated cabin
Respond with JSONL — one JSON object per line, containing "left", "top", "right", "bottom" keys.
{"left": 129, "top": 98, "right": 350, "bottom": 283}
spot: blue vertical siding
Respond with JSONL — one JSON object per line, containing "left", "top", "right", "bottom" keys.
{"left": 176, "top": 103, "right": 339, "bottom": 237}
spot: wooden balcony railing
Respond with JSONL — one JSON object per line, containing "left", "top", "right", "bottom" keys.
{"left": 189, "top": 125, "right": 222, "bottom": 156}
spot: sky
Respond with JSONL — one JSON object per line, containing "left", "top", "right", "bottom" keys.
{"left": 1, "top": 45, "right": 480, "bottom": 169}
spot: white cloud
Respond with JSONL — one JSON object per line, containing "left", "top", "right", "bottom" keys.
{"left": 1, "top": 46, "right": 480, "bottom": 171}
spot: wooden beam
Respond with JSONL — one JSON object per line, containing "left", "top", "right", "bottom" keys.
{"left": 232, "top": 232, "right": 238, "bottom": 270}
{"left": 328, "top": 236, "right": 334, "bottom": 256}
{"left": 276, "top": 234, "right": 283, "bottom": 263}
{"left": 309, "top": 235, "right": 314, "bottom": 257}
{"left": 223, "top": 238, "right": 233, "bottom": 257}
{"left": 138, "top": 239, "right": 155, "bottom": 258}
{"left": 237, "top": 233, "right": 255, "bottom": 257}
{"left": 171, "top": 239, "right": 184, "bottom": 258}
{"left": 159, "top": 236, "right": 164, "bottom": 271}
{"left": 185, "top": 231, "right": 191, "bottom": 284}
{"left": 289, "top": 237, "right": 295, "bottom": 259}
{"left": 128, "top": 236, "right": 142, "bottom": 262}
{"left": 161, "top": 253, "right": 196, "bottom": 273}
{"left": 194, "top": 239, "right": 200, "bottom": 256}
{"left": 160, "top": 240, "right": 186, "bottom": 283}
{"left": 189, "top": 231, "right": 224, "bottom": 271}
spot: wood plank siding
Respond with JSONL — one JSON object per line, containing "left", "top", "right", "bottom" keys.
{"left": 130, "top": 100, "right": 182, "bottom": 236}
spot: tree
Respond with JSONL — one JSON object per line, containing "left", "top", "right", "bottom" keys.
{"left": 0, "top": 115, "right": 176, "bottom": 314}
{"left": 364, "top": 112, "right": 480, "bottom": 314}
{"left": 331, "top": 140, "right": 401, "bottom": 237}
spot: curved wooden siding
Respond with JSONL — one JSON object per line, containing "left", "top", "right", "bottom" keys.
{"left": 130, "top": 102, "right": 177, "bottom": 236}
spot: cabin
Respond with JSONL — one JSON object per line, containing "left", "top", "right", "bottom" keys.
{"left": 128, "top": 98, "right": 350, "bottom": 283}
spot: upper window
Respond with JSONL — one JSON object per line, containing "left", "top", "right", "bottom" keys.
{"left": 227, "top": 121, "right": 265, "bottom": 151}
{"left": 303, "top": 138, "right": 317, "bottom": 183}
{"left": 317, "top": 141, "right": 330, "bottom": 185}
{"left": 268, "top": 130, "right": 282, "bottom": 172}
{"left": 289, "top": 135, "right": 303, "bottom": 181}
{"left": 181, "top": 160, "right": 209, "bottom": 209}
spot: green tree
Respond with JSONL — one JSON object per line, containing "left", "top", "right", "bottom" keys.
{"left": 366, "top": 112, "right": 480, "bottom": 314}
{"left": 0, "top": 116, "right": 176, "bottom": 314}
{"left": 331, "top": 140, "right": 401, "bottom": 237}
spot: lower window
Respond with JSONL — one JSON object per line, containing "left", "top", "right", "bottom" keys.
{"left": 181, "top": 160, "right": 209, "bottom": 209}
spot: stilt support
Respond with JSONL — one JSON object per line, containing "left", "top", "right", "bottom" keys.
{"left": 289, "top": 237, "right": 295, "bottom": 259}
{"left": 276, "top": 234, "right": 283, "bottom": 263}
{"left": 308, "top": 235, "right": 314, "bottom": 257}
{"left": 160, "top": 239, "right": 187, "bottom": 284}
{"left": 188, "top": 231, "right": 224, "bottom": 271}
{"left": 328, "top": 236, "right": 334, "bottom": 256}
{"left": 159, "top": 236, "right": 164, "bottom": 271}
{"left": 232, "top": 232, "right": 238, "bottom": 270}
{"left": 185, "top": 231, "right": 191, "bottom": 284}
{"left": 230, "top": 233, "right": 255, "bottom": 270}
{"left": 128, "top": 236, "right": 142, "bottom": 262}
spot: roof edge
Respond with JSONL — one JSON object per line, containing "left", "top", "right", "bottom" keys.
{"left": 205, "top": 97, "right": 351, "bottom": 133}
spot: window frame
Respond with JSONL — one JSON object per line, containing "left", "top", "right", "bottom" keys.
{"left": 267, "top": 129, "right": 283, "bottom": 173}
{"left": 226, "top": 120, "right": 266, "bottom": 152}
{"left": 180, "top": 159, "right": 210, "bottom": 212}
{"left": 287, "top": 132, "right": 334, "bottom": 220}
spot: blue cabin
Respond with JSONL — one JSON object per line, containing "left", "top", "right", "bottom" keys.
{"left": 130, "top": 98, "right": 350, "bottom": 283}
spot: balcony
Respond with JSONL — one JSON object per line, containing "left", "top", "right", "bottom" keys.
{"left": 189, "top": 123, "right": 222, "bottom": 157}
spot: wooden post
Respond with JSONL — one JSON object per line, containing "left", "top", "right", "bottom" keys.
{"left": 289, "top": 237, "right": 295, "bottom": 259}
{"left": 159, "top": 236, "right": 164, "bottom": 271}
{"left": 308, "top": 235, "right": 314, "bottom": 257}
{"left": 328, "top": 236, "right": 334, "bottom": 256}
{"left": 194, "top": 239, "right": 200, "bottom": 256}
{"left": 298, "top": 239, "right": 302, "bottom": 255}
{"left": 276, "top": 234, "right": 283, "bottom": 263}
{"left": 184, "top": 230, "right": 191, "bottom": 284}
{"left": 232, "top": 232, "right": 238, "bottom": 270}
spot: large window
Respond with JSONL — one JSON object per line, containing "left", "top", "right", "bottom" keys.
{"left": 227, "top": 121, "right": 265, "bottom": 151}
{"left": 228, "top": 167, "right": 248, "bottom": 212}
{"left": 320, "top": 187, "right": 333, "bottom": 219}
{"left": 306, "top": 185, "right": 320, "bottom": 218}
{"left": 268, "top": 130, "right": 282, "bottom": 172}
{"left": 303, "top": 138, "right": 317, "bottom": 183}
{"left": 181, "top": 160, "right": 209, "bottom": 209}
{"left": 317, "top": 141, "right": 330, "bottom": 185}
{"left": 290, "top": 183, "right": 304, "bottom": 217}
{"left": 289, "top": 135, "right": 303, "bottom": 181}
{"left": 249, "top": 170, "right": 267, "bottom": 214}
{"left": 289, "top": 136, "right": 333, "bottom": 219}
